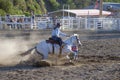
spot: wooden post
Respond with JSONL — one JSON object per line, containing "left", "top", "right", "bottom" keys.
{"left": 99, "top": 0, "right": 103, "bottom": 17}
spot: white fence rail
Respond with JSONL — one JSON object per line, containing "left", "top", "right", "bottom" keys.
{"left": 0, "top": 16, "right": 120, "bottom": 31}
{"left": 60, "top": 18, "right": 120, "bottom": 31}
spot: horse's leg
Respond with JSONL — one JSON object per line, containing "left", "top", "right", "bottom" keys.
{"left": 66, "top": 45, "right": 79, "bottom": 62}
{"left": 43, "top": 52, "right": 48, "bottom": 59}
{"left": 73, "top": 52, "right": 79, "bottom": 61}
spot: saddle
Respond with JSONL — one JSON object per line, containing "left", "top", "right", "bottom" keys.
{"left": 46, "top": 37, "right": 60, "bottom": 45}
{"left": 46, "top": 37, "right": 64, "bottom": 57}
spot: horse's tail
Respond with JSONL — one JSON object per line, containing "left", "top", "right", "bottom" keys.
{"left": 19, "top": 47, "right": 36, "bottom": 56}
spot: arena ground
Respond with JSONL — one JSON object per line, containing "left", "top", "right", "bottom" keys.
{"left": 0, "top": 30, "right": 119, "bottom": 80}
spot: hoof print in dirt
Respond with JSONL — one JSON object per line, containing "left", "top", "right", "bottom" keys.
{"left": 63, "top": 62, "right": 75, "bottom": 66}
{"left": 33, "top": 60, "right": 52, "bottom": 67}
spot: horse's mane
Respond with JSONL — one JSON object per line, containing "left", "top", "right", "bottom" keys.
{"left": 64, "top": 34, "right": 79, "bottom": 43}
{"left": 73, "top": 34, "right": 79, "bottom": 37}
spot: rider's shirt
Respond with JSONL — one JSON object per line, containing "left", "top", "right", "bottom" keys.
{"left": 52, "top": 27, "right": 67, "bottom": 37}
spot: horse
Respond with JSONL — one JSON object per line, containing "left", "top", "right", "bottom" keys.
{"left": 20, "top": 34, "right": 82, "bottom": 65}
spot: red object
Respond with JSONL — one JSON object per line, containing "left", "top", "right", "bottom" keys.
{"left": 94, "top": 0, "right": 99, "bottom": 9}
{"left": 71, "top": 46, "right": 78, "bottom": 52}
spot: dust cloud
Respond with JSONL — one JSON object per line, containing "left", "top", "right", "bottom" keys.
{"left": 0, "top": 31, "right": 51, "bottom": 66}
{"left": 0, "top": 37, "right": 31, "bottom": 66}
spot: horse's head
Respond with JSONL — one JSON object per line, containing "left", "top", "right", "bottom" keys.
{"left": 65, "top": 34, "right": 82, "bottom": 46}
{"left": 73, "top": 34, "right": 82, "bottom": 46}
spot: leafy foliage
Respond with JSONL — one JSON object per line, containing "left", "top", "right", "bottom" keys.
{"left": 0, "top": 0, "right": 120, "bottom": 16}
{"left": 0, "top": 9, "right": 6, "bottom": 16}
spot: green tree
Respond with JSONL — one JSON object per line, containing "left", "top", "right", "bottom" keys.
{"left": 0, "top": 9, "right": 6, "bottom": 16}
{"left": 66, "top": 0, "right": 76, "bottom": 9}
{"left": 37, "top": 0, "right": 47, "bottom": 14}
{"left": 0, "top": 0, "right": 13, "bottom": 14}
{"left": 13, "top": 0, "right": 27, "bottom": 12}
{"left": 49, "top": 0, "right": 60, "bottom": 10}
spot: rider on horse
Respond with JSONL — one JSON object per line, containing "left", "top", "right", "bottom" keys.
{"left": 51, "top": 23, "right": 69, "bottom": 47}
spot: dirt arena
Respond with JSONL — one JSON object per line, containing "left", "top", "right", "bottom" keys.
{"left": 0, "top": 30, "right": 120, "bottom": 80}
